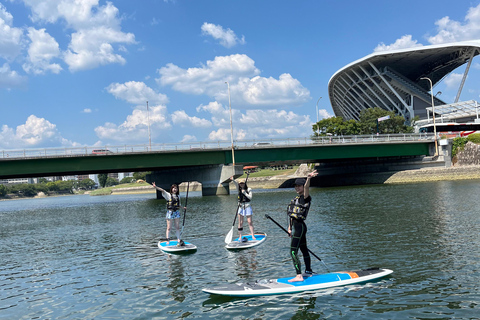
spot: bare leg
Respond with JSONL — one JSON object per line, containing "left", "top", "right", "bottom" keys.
{"left": 238, "top": 213, "right": 244, "bottom": 240}
{"left": 247, "top": 215, "right": 255, "bottom": 240}
{"left": 174, "top": 218, "right": 180, "bottom": 241}
{"left": 166, "top": 219, "right": 172, "bottom": 244}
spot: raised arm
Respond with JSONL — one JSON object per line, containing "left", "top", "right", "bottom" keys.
{"left": 152, "top": 182, "right": 171, "bottom": 200}
{"left": 303, "top": 169, "right": 318, "bottom": 199}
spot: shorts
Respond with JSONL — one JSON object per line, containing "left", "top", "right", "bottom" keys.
{"left": 237, "top": 206, "right": 253, "bottom": 216}
{"left": 166, "top": 210, "right": 181, "bottom": 220}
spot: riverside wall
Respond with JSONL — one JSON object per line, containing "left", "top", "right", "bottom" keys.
{"left": 114, "top": 144, "right": 480, "bottom": 193}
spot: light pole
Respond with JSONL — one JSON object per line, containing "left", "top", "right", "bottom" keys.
{"left": 225, "top": 81, "right": 235, "bottom": 165}
{"left": 146, "top": 101, "right": 152, "bottom": 151}
{"left": 316, "top": 97, "right": 322, "bottom": 123}
{"left": 420, "top": 77, "right": 438, "bottom": 156}
{"left": 316, "top": 97, "right": 322, "bottom": 136}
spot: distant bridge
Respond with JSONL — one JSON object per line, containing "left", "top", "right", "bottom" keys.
{"left": 0, "top": 134, "right": 436, "bottom": 195}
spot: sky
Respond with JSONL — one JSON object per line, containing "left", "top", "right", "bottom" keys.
{"left": 2, "top": 0, "right": 480, "bottom": 150}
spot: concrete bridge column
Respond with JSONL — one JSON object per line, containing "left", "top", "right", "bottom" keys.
{"left": 146, "top": 164, "right": 244, "bottom": 198}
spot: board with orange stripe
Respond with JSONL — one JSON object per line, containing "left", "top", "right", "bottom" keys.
{"left": 203, "top": 268, "right": 393, "bottom": 297}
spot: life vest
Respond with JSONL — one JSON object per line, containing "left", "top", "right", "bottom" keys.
{"left": 238, "top": 189, "right": 251, "bottom": 203}
{"left": 287, "top": 195, "right": 310, "bottom": 220}
{"left": 167, "top": 194, "right": 180, "bottom": 211}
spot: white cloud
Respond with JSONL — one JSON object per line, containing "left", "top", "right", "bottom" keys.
{"left": 318, "top": 109, "right": 333, "bottom": 120}
{"left": 64, "top": 27, "right": 135, "bottom": 71}
{"left": 94, "top": 105, "right": 171, "bottom": 142}
{"left": 236, "top": 74, "right": 310, "bottom": 106}
{"left": 22, "top": 0, "right": 136, "bottom": 72}
{"left": 82, "top": 108, "right": 92, "bottom": 113}
{"left": 0, "top": 3, "right": 25, "bottom": 61}
{"left": 0, "top": 63, "right": 27, "bottom": 88}
{"left": 374, "top": 35, "right": 423, "bottom": 52}
{"left": 428, "top": 4, "right": 480, "bottom": 44}
{"left": 201, "top": 22, "right": 245, "bottom": 48}
{"left": 22, "top": 28, "right": 62, "bottom": 74}
{"left": 0, "top": 115, "right": 77, "bottom": 148}
{"left": 107, "top": 81, "right": 169, "bottom": 105}
{"left": 444, "top": 73, "right": 463, "bottom": 89}
{"left": 171, "top": 110, "right": 211, "bottom": 128}
{"left": 197, "top": 101, "right": 312, "bottom": 140}
{"left": 157, "top": 54, "right": 260, "bottom": 94}
{"left": 181, "top": 135, "right": 197, "bottom": 142}
{"left": 157, "top": 54, "right": 310, "bottom": 108}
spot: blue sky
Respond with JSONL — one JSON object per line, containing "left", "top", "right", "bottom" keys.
{"left": 2, "top": 0, "right": 480, "bottom": 149}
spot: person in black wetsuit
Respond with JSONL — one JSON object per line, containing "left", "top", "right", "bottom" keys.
{"left": 287, "top": 169, "right": 318, "bottom": 282}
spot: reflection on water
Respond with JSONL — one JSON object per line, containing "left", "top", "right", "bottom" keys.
{"left": 1, "top": 181, "right": 480, "bottom": 319}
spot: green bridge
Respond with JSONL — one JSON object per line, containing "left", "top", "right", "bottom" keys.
{"left": 0, "top": 135, "right": 437, "bottom": 195}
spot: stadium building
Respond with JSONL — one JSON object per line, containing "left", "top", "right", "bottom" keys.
{"left": 328, "top": 40, "right": 480, "bottom": 126}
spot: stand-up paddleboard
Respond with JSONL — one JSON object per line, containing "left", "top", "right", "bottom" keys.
{"left": 158, "top": 240, "right": 197, "bottom": 253}
{"left": 225, "top": 232, "right": 267, "bottom": 250}
{"left": 203, "top": 268, "right": 393, "bottom": 297}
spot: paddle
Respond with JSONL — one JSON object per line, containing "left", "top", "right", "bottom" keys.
{"left": 224, "top": 173, "right": 249, "bottom": 244}
{"left": 180, "top": 181, "right": 190, "bottom": 239}
{"left": 265, "top": 214, "right": 329, "bottom": 271}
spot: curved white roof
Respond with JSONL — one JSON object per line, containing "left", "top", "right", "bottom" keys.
{"left": 328, "top": 40, "right": 480, "bottom": 121}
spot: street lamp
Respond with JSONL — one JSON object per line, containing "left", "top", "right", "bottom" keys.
{"left": 420, "top": 77, "right": 438, "bottom": 156}
{"left": 146, "top": 101, "right": 152, "bottom": 151}
{"left": 316, "top": 97, "right": 322, "bottom": 136}
{"left": 316, "top": 97, "right": 322, "bottom": 123}
{"left": 225, "top": 81, "right": 235, "bottom": 165}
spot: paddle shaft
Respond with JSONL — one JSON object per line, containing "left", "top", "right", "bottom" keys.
{"left": 180, "top": 181, "right": 190, "bottom": 238}
{"left": 265, "top": 214, "right": 329, "bottom": 269}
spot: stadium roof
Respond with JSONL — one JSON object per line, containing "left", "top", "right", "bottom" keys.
{"left": 328, "top": 40, "right": 480, "bottom": 123}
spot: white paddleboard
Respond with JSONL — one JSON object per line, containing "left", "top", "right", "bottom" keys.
{"left": 225, "top": 232, "right": 267, "bottom": 250}
{"left": 203, "top": 268, "right": 393, "bottom": 297}
{"left": 158, "top": 240, "right": 197, "bottom": 253}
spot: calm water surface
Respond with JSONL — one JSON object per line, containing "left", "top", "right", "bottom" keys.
{"left": 1, "top": 181, "right": 480, "bottom": 319}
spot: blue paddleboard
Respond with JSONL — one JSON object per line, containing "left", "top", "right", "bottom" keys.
{"left": 225, "top": 232, "right": 267, "bottom": 250}
{"left": 203, "top": 268, "right": 393, "bottom": 297}
{"left": 158, "top": 240, "right": 197, "bottom": 253}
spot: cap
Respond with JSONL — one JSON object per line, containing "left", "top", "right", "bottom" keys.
{"left": 294, "top": 178, "right": 306, "bottom": 186}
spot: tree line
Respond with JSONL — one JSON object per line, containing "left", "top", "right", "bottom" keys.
{"left": 312, "top": 107, "right": 416, "bottom": 136}
{"left": 0, "top": 172, "right": 150, "bottom": 198}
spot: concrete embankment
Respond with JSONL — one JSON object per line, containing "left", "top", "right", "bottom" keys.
{"left": 110, "top": 165, "right": 480, "bottom": 195}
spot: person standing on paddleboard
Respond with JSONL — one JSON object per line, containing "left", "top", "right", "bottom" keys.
{"left": 152, "top": 182, "right": 186, "bottom": 246}
{"left": 287, "top": 170, "right": 318, "bottom": 282}
{"left": 231, "top": 176, "right": 255, "bottom": 241}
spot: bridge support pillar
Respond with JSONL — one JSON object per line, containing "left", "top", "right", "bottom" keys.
{"left": 147, "top": 164, "right": 244, "bottom": 198}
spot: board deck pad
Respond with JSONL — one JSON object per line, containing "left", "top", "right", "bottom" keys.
{"left": 225, "top": 232, "right": 267, "bottom": 250}
{"left": 158, "top": 240, "right": 197, "bottom": 253}
{"left": 203, "top": 268, "right": 393, "bottom": 297}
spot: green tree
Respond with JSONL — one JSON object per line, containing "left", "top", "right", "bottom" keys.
{"left": 105, "top": 177, "right": 119, "bottom": 187}
{"left": 133, "top": 172, "right": 150, "bottom": 181}
{"left": 0, "top": 184, "right": 6, "bottom": 197}
{"left": 38, "top": 177, "right": 48, "bottom": 184}
{"left": 46, "top": 181, "right": 58, "bottom": 191}
{"left": 312, "top": 117, "right": 361, "bottom": 136}
{"left": 79, "top": 178, "right": 96, "bottom": 190}
{"left": 98, "top": 173, "right": 108, "bottom": 188}
{"left": 54, "top": 180, "right": 74, "bottom": 193}
{"left": 120, "top": 176, "right": 135, "bottom": 184}
{"left": 358, "top": 108, "right": 413, "bottom": 134}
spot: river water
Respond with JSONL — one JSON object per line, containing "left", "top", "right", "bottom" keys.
{"left": 1, "top": 181, "right": 480, "bottom": 319}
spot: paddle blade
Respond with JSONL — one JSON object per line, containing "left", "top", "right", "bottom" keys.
{"left": 224, "top": 227, "right": 234, "bottom": 244}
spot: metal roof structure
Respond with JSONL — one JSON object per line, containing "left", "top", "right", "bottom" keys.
{"left": 328, "top": 41, "right": 480, "bottom": 123}
{"left": 414, "top": 100, "right": 480, "bottom": 127}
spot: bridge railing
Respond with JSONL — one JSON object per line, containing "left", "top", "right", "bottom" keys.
{"left": 0, "top": 133, "right": 434, "bottom": 160}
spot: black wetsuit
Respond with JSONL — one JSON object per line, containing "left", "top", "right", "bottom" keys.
{"left": 288, "top": 195, "right": 312, "bottom": 275}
